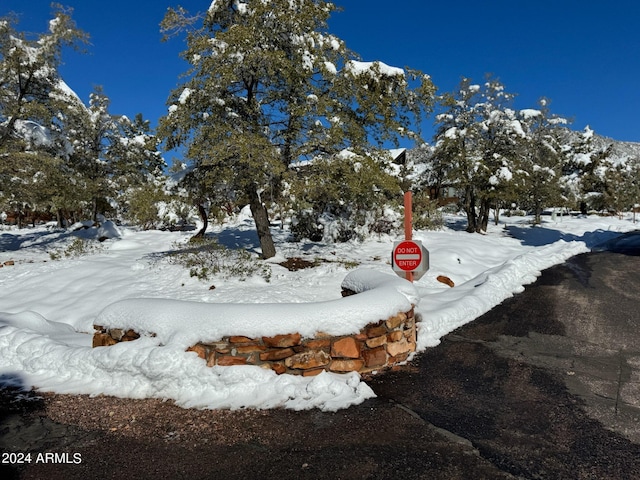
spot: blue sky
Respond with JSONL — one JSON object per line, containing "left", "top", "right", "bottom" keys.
{"left": 3, "top": 0, "right": 639, "bottom": 149}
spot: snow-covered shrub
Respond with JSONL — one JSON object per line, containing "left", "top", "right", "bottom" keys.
{"left": 126, "top": 184, "right": 165, "bottom": 230}
{"left": 290, "top": 209, "right": 324, "bottom": 242}
{"left": 167, "top": 238, "right": 271, "bottom": 282}
{"left": 126, "top": 184, "right": 197, "bottom": 231}
{"left": 292, "top": 208, "right": 400, "bottom": 243}
{"left": 49, "top": 237, "right": 103, "bottom": 260}
{"left": 158, "top": 200, "right": 198, "bottom": 230}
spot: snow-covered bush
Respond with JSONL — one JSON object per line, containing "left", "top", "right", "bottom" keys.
{"left": 126, "top": 183, "right": 197, "bottom": 231}
{"left": 166, "top": 238, "right": 271, "bottom": 282}
{"left": 126, "top": 184, "right": 166, "bottom": 230}
{"left": 49, "top": 237, "right": 104, "bottom": 260}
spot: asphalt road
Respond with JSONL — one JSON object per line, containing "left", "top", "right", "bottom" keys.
{"left": 2, "top": 239, "right": 640, "bottom": 479}
{"left": 370, "top": 248, "right": 640, "bottom": 479}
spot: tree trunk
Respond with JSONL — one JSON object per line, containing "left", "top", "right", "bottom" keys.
{"left": 193, "top": 203, "right": 209, "bottom": 239}
{"left": 56, "top": 209, "right": 64, "bottom": 229}
{"left": 464, "top": 186, "right": 477, "bottom": 233}
{"left": 534, "top": 198, "right": 542, "bottom": 224}
{"left": 248, "top": 186, "right": 276, "bottom": 259}
{"left": 493, "top": 203, "right": 501, "bottom": 225}
{"left": 477, "top": 198, "right": 490, "bottom": 233}
{"left": 92, "top": 197, "right": 99, "bottom": 223}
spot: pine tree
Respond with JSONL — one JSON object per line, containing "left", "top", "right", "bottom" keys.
{"left": 0, "top": 6, "right": 88, "bottom": 219}
{"left": 159, "top": 0, "right": 434, "bottom": 257}
{"left": 603, "top": 160, "right": 639, "bottom": 217}
{"left": 0, "top": 6, "right": 88, "bottom": 147}
{"left": 518, "top": 99, "right": 569, "bottom": 224}
{"left": 65, "top": 87, "right": 163, "bottom": 221}
{"left": 432, "top": 77, "right": 522, "bottom": 232}
{"left": 290, "top": 149, "right": 400, "bottom": 242}
{"left": 561, "top": 126, "right": 618, "bottom": 213}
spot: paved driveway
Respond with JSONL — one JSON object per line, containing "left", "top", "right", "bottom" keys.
{"left": 370, "top": 248, "right": 640, "bottom": 478}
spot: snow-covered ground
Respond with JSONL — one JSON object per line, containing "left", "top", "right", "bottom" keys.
{"left": 0, "top": 210, "right": 637, "bottom": 411}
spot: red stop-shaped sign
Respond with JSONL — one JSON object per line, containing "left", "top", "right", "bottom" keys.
{"left": 393, "top": 240, "right": 423, "bottom": 271}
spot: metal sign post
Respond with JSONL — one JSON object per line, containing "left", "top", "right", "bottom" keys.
{"left": 404, "top": 191, "right": 413, "bottom": 282}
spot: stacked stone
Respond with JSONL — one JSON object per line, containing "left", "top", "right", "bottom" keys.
{"left": 93, "top": 327, "right": 141, "bottom": 347}
{"left": 92, "top": 308, "right": 417, "bottom": 376}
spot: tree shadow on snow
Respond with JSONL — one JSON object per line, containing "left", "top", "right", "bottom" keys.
{"left": 0, "top": 229, "right": 67, "bottom": 253}
{"left": 442, "top": 217, "right": 469, "bottom": 232}
{"left": 144, "top": 223, "right": 263, "bottom": 262}
{"left": 213, "top": 227, "right": 261, "bottom": 253}
{"left": 505, "top": 225, "right": 623, "bottom": 249}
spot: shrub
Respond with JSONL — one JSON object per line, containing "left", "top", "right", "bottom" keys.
{"left": 49, "top": 237, "right": 103, "bottom": 260}
{"left": 167, "top": 237, "right": 271, "bottom": 282}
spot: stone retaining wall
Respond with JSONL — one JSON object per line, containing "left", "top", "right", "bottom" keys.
{"left": 94, "top": 306, "right": 416, "bottom": 376}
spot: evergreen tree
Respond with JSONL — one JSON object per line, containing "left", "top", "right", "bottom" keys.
{"left": 603, "top": 160, "right": 639, "bottom": 217}
{"left": 518, "top": 99, "right": 569, "bottom": 224}
{"left": 561, "top": 126, "right": 617, "bottom": 213}
{"left": 64, "top": 87, "right": 117, "bottom": 219}
{"left": 0, "top": 6, "right": 88, "bottom": 147}
{"left": 111, "top": 114, "right": 164, "bottom": 183}
{"left": 66, "top": 87, "right": 163, "bottom": 220}
{"left": 290, "top": 149, "right": 400, "bottom": 242}
{"left": 159, "top": 0, "right": 434, "bottom": 257}
{"left": 126, "top": 181, "right": 168, "bottom": 230}
{"left": 0, "top": 6, "right": 88, "bottom": 219}
{"left": 432, "top": 77, "right": 522, "bottom": 232}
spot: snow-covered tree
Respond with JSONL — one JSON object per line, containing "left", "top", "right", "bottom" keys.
{"left": 432, "top": 77, "right": 523, "bottom": 232}
{"left": 603, "top": 159, "right": 639, "bottom": 217}
{"left": 0, "top": 7, "right": 88, "bottom": 148}
{"left": 290, "top": 149, "right": 400, "bottom": 242}
{"left": 111, "top": 114, "right": 164, "bottom": 184}
{"left": 65, "top": 87, "right": 164, "bottom": 220}
{"left": 517, "top": 98, "right": 569, "bottom": 224}
{"left": 0, "top": 8, "right": 165, "bottom": 227}
{"left": 561, "top": 126, "right": 619, "bottom": 213}
{"left": 0, "top": 6, "right": 88, "bottom": 220}
{"left": 159, "top": 0, "right": 434, "bottom": 257}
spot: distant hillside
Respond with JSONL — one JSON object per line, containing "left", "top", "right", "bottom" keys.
{"left": 408, "top": 128, "right": 640, "bottom": 164}
{"left": 604, "top": 138, "right": 640, "bottom": 160}
{"left": 560, "top": 129, "right": 640, "bottom": 160}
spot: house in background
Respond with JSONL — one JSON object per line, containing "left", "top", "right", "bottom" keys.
{"left": 389, "top": 148, "right": 407, "bottom": 166}
{"left": 428, "top": 185, "right": 459, "bottom": 207}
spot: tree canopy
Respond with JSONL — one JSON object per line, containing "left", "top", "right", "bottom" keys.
{"left": 159, "top": 0, "right": 435, "bottom": 258}
{"left": 0, "top": 6, "right": 164, "bottom": 227}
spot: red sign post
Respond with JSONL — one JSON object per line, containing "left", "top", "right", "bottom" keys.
{"left": 391, "top": 191, "right": 429, "bottom": 282}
